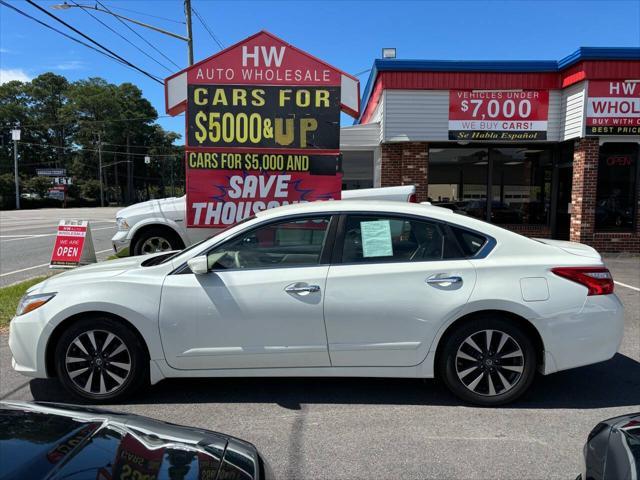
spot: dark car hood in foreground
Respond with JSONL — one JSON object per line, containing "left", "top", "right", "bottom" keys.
{"left": 583, "top": 412, "right": 640, "bottom": 480}
{"left": 0, "top": 401, "right": 266, "bottom": 480}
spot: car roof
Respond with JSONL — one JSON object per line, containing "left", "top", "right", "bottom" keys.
{"left": 255, "top": 200, "right": 510, "bottom": 236}
{"left": 256, "top": 200, "right": 453, "bottom": 219}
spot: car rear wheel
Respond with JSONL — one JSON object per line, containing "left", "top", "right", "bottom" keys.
{"left": 133, "top": 227, "right": 182, "bottom": 255}
{"left": 54, "top": 317, "right": 148, "bottom": 403}
{"left": 438, "top": 315, "right": 537, "bottom": 406}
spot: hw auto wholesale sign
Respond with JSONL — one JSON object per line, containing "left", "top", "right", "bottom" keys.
{"left": 586, "top": 81, "right": 640, "bottom": 136}
{"left": 165, "top": 31, "right": 360, "bottom": 227}
{"left": 449, "top": 90, "right": 549, "bottom": 141}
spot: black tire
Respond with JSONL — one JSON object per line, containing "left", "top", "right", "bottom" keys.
{"left": 438, "top": 314, "right": 537, "bottom": 406}
{"left": 133, "top": 227, "right": 183, "bottom": 256}
{"left": 54, "top": 317, "right": 148, "bottom": 403}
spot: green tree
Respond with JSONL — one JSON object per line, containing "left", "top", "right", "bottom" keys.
{"left": 0, "top": 73, "right": 184, "bottom": 207}
{"left": 24, "top": 176, "right": 53, "bottom": 198}
{"left": 27, "top": 73, "right": 72, "bottom": 168}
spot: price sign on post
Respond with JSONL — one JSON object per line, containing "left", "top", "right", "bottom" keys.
{"left": 164, "top": 31, "right": 360, "bottom": 228}
{"left": 449, "top": 90, "right": 549, "bottom": 141}
{"left": 50, "top": 220, "right": 97, "bottom": 268}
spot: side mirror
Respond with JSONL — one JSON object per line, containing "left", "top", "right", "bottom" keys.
{"left": 187, "top": 255, "right": 209, "bottom": 275}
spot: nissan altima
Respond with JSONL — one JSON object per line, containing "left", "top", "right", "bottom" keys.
{"left": 9, "top": 200, "right": 624, "bottom": 406}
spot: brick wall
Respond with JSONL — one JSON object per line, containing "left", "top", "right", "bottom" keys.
{"left": 380, "top": 142, "right": 429, "bottom": 201}
{"left": 570, "top": 137, "right": 640, "bottom": 253}
{"left": 502, "top": 224, "right": 552, "bottom": 238}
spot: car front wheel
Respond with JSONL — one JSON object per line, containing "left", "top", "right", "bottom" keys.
{"left": 439, "top": 315, "right": 537, "bottom": 406}
{"left": 54, "top": 317, "right": 148, "bottom": 403}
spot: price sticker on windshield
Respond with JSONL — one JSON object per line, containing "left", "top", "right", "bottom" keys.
{"left": 449, "top": 90, "right": 549, "bottom": 141}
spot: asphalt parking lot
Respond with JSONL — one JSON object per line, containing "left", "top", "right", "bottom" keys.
{"left": 0, "top": 250, "right": 638, "bottom": 479}
{"left": 0, "top": 207, "right": 119, "bottom": 286}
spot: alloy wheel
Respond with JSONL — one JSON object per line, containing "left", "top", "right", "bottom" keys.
{"left": 455, "top": 329, "right": 525, "bottom": 397}
{"left": 64, "top": 329, "right": 132, "bottom": 396}
{"left": 141, "top": 236, "right": 172, "bottom": 254}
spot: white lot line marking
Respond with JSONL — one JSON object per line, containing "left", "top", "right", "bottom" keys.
{"left": 0, "top": 234, "right": 50, "bottom": 238}
{"left": 0, "top": 249, "right": 114, "bottom": 277}
{"left": 615, "top": 281, "right": 640, "bottom": 292}
{"left": 0, "top": 217, "right": 116, "bottom": 227}
{"left": 0, "top": 226, "right": 115, "bottom": 243}
{"left": 1, "top": 221, "right": 115, "bottom": 233}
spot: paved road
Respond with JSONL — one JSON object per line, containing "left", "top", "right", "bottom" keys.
{"left": 0, "top": 257, "right": 638, "bottom": 479}
{"left": 0, "top": 207, "right": 120, "bottom": 286}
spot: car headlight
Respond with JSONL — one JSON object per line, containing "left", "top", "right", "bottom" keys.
{"left": 116, "top": 217, "right": 130, "bottom": 231}
{"left": 16, "top": 293, "right": 56, "bottom": 316}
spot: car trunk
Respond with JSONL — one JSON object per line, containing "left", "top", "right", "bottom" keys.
{"left": 533, "top": 238, "right": 602, "bottom": 260}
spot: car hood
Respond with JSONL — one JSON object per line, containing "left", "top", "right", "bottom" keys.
{"left": 27, "top": 254, "right": 167, "bottom": 293}
{"left": 532, "top": 238, "right": 602, "bottom": 259}
{"left": 0, "top": 401, "right": 263, "bottom": 480}
{"left": 117, "top": 196, "right": 185, "bottom": 219}
{"left": 116, "top": 198, "right": 164, "bottom": 218}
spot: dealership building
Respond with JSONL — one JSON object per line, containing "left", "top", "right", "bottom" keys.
{"left": 339, "top": 47, "right": 640, "bottom": 253}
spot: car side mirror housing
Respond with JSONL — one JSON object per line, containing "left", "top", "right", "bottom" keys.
{"left": 187, "top": 255, "right": 209, "bottom": 275}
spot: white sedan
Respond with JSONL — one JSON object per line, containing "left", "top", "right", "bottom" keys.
{"left": 10, "top": 200, "right": 624, "bottom": 406}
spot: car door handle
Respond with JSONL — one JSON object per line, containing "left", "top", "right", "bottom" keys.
{"left": 284, "top": 283, "right": 321, "bottom": 295}
{"left": 426, "top": 275, "right": 462, "bottom": 285}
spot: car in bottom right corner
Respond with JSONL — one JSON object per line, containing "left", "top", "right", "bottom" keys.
{"left": 578, "top": 412, "right": 640, "bottom": 480}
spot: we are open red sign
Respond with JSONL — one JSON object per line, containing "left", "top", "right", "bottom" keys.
{"left": 50, "top": 220, "right": 96, "bottom": 268}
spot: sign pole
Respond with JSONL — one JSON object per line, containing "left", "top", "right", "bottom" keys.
{"left": 11, "top": 129, "right": 20, "bottom": 210}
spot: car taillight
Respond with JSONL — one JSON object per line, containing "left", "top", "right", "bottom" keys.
{"left": 551, "top": 267, "right": 614, "bottom": 295}
{"left": 408, "top": 194, "right": 417, "bottom": 203}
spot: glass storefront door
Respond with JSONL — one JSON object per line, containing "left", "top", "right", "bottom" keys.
{"left": 428, "top": 145, "right": 566, "bottom": 237}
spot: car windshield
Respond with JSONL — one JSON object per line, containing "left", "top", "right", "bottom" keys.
{"left": 157, "top": 214, "right": 257, "bottom": 264}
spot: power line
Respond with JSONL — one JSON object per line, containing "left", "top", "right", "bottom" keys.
{"left": 70, "top": 0, "right": 173, "bottom": 73}
{"left": 96, "top": 0, "right": 181, "bottom": 71}
{"left": 100, "top": 3, "right": 185, "bottom": 25}
{"left": 17, "top": 140, "right": 182, "bottom": 158}
{"left": 192, "top": 6, "right": 224, "bottom": 50}
{"left": 0, "top": 1, "right": 127, "bottom": 68}
{"left": 25, "top": 0, "right": 164, "bottom": 84}
{"left": 6, "top": 114, "right": 183, "bottom": 130}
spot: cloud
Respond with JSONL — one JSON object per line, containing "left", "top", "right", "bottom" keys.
{"left": 0, "top": 68, "right": 31, "bottom": 84}
{"left": 0, "top": 48, "right": 11, "bottom": 54}
{"left": 54, "top": 60, "right": 86, "bottom": 71}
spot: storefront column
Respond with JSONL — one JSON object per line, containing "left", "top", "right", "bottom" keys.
{"left": 380, "top": 142, "right": 429, "bottom": 202}
{"left": 570, "top": 137, "right": 600, "bottom": 245}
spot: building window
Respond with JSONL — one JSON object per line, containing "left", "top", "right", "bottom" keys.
{"left": 341, "top": 151, "right": 374, "bottom": 190}
{"left": 595, "top": 143, "right": 638, "bottom": 232}
{"left": 490, "top": 148, "right": 552, "bottom": 225}
{"left": 428, "top": 146, "right": 552, "bottom": 225}
{"left": 427, "top": 148, "right": 488, "bottom": 220}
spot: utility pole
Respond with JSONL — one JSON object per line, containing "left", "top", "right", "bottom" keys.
{"left": 97, "top": 132, "right": 104, "bottom": 207}
{"left": 126, "top": 133, "right": 133, "bottom": 204}
{"left": 184, "top": 0, "right": 194, "bottom": 66}
{"left": 170, "top": 157, "right": 175, "bottom": 197}
{"left": 11, "top": 128, "right": 20, "bottom": 209}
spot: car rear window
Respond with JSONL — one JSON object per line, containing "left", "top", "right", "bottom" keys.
{"left": 450, "top": 226, "right": 487, "bottom": 257}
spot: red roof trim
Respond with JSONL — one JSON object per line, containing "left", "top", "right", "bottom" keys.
{"left": 358, "top": 59, "right": 640, "bottom": 122}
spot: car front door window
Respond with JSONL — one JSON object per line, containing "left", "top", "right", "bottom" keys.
{"left": 207, "top": 216, "right": 331, "bottom": 270}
